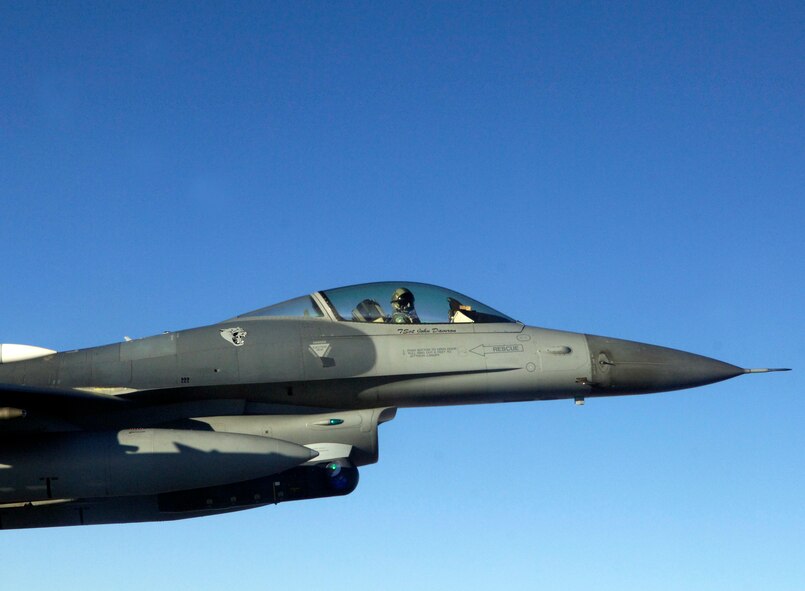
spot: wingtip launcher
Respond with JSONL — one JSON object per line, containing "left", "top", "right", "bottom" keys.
{"left": 0, "top": 344, "right": 57, "bottom": 364}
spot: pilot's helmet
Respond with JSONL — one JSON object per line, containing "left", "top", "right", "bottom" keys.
{"left": 391, "top": 287, "right": 415, "bottom": 312}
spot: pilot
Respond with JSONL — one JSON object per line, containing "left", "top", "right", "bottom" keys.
{"left": 389, "top": 287, "right": 420, "bottom": 324}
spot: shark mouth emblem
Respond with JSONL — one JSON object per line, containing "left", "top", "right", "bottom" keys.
{"left": 220, "top": 327, "right": 248, "bottom": 346}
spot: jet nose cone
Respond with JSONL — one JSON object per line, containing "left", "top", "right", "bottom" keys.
{"left": 585, "top": 334, "right": 744, "bottom": 395}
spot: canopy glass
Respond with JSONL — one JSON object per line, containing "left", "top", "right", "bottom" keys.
{"left": 239, "top": 282, "right": 514, "bottom": 324}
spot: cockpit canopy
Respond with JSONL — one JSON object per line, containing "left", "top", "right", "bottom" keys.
{"left": 238, "top": 282, "right": 515, "bottom": 324}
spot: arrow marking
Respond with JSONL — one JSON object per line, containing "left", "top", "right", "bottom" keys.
{"left": 470, "top": 344, "right": 524, "bottom": 356}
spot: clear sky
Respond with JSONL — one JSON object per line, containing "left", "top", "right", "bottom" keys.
{"left": 1, "top": 2, "right": 802, "bottom": 589}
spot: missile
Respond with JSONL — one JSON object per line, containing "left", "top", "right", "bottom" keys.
{"left": 0, "top": 344, "right": 57, "bottom": 364}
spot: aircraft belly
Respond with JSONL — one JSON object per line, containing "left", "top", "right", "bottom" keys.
{"left": 0, "top": 494, "right": 243, "bottom": 530}
{"left": 0, "top": 496, "right": 164, "bottom": 530}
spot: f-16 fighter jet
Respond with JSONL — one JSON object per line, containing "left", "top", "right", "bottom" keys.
{"left": 0, "top": 282, "right": 788, "bottom": 529}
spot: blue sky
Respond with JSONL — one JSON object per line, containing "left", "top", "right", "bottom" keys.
{"left": 1, "top": 2, "right": 802, "bottom": 589}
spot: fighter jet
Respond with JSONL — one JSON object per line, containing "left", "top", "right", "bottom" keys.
{"left": 0, "top": 281, "right": 788, "bottom": 529}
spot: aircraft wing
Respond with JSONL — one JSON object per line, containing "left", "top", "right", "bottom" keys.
{"left": 0, "top": 383, "right": 130, "bottom": 432}
{"left": 0, "top": 382, "right": 342, "bottom": 433}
